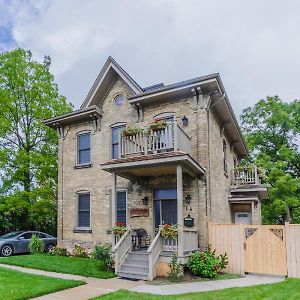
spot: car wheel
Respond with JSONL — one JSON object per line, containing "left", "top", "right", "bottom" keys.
{"left": 46, "top": 244, "right": 55, "bottom": 252}
{"left": 1, "top": 245, "right": 13, "bottom": 257}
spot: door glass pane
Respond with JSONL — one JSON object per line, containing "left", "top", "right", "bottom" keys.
{"left": 161, "top": 200, "right": 177, "bottom": 225}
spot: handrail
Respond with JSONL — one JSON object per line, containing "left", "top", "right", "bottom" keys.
{"left": 147, "top": 227, "right": 163, "bottom": 280}
{"left": 111, "top": 228, "right": 131, "bottom": 273}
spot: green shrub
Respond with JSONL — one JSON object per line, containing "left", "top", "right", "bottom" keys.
{"left": 188, "top": 246, "right": 228, "bottom": 278}
{"left": 29, "top": 234, "right": 45, "bottom": 254}
{"left": 72, "top": 244, "right": 88, "bottom": 258}
{"left": 168, "top": 253, "right": 184, "bottom": 282}
{"left": 50, "top": 246, "right": 69, "bottom": 256}
{"left": 91, "top": 244, "right": 114, "bottom": 271}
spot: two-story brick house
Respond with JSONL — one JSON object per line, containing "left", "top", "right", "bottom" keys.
{"left": 44, "top": 57, "right": 267, "bottom": 280}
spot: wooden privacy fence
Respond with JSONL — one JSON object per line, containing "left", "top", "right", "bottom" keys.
{"left": 208, "top": 222, "right": 300, "bottom": 278}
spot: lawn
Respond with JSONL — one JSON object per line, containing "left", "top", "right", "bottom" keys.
{"left": 93, "top": 279, "right": 300, "bottom": 300}
{"left": 0, "top": 254, "right": 115, "bottom": 279}
{"left": 0, "top": 266, "right": 84, "bottom": 300}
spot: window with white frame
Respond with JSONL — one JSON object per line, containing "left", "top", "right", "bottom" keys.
{"left": 77, "top": 132, "right": 91, "bottom": 165}
{"left": 112, "top": 125, "right": 125, "bottom": 159}
{"left": 78, "top": 193, "right": 90, "bottom": 228}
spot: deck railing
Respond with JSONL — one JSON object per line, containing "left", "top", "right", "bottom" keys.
{"left": 232, "top": 166, "right": 260, "bottom": 186}
{"left": 120, "top": 122, "right": 191, "bottom": 158}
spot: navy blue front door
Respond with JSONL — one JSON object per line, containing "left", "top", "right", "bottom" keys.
{"left": 153, "top": 188, "right": 177, "bottom": 228}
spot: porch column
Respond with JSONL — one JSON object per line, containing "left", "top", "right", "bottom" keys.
{"left": 176, "top": 164, "right": 184, "bottom": 257}
{"left": 111, "top": 172, "right": 117, "bottom": 231}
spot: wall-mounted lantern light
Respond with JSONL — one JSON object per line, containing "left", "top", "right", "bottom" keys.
{"left": 184, "top": 195, "right": 191, "bottom": 205}
{"left": 142, "top": 196, "right": 149, "bottom": 206}
{"left": 182, "top": 115, "right": 188, "bottom": 126}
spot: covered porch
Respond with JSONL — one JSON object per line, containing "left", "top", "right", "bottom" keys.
{"left": 101, "top": 152, "right": 204, "bottom": 280}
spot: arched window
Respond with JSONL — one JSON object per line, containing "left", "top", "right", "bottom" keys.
{"left": 113, "top": 94, "right": 125, "bottom": 106}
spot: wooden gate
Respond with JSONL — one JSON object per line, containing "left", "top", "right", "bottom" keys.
{"left": 243, "top": 225, "right": 287, "bottom": 276}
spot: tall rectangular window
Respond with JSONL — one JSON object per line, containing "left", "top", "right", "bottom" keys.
{"left": 116, "top": 191, "right": 127, "bottom": 226}
{"left": 78, "top": 193, "right": 90, "bottom": 227}
{"left": 77, "top": 133, "right": 91, "bottom": 165}
{"left": 223, "top": 140, "right": 228, "bottom": 174}
{"left": 112, "top": 126, "right": 125, "bottom": 159}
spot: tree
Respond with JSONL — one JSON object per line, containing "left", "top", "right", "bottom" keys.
{"left": 240, "top": 96, "right": 300, "bottom": 224}
{"left": 0, "top": 48, "right": 73, "bottom": 234}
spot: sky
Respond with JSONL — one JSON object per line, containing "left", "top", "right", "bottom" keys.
{"left": 1, "top": 0, "right": 300, "bottom": 117}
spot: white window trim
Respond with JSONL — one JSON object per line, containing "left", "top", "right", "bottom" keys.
{"left": 76, "top": 131, "right": 92, "bottom": 166}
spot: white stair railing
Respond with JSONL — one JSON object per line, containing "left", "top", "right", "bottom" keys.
{"left": 147, "top": 227, "right": 163, "bottom": 280}
{"left": 111, "top": 229, "right": 131, "bottom": 273}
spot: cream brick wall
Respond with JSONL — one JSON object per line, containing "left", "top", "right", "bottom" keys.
{"left": 57, "top": 77, "right": 242, "bottom": 249}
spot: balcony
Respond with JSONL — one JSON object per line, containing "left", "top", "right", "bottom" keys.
{"left": 101, "top": 122, "right": 204, "bottom": 180}
{"left": 231, "top": 166, "right": 260, "bottom": 187}
{"left": 230, "top": 165, "right": 268, "bottom": 200}
{"left": 120, "top": 122, "right": 192, "bottom": 158}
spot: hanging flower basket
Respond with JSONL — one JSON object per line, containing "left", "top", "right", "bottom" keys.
{"left": 112, "top": 222, "right": 127, "bottom": 236}
{"left": 122, "top": 126, "right": 143, "bottom": 137}
{"left": 161, "top": 224, "right": 178, "bottom": 240}
{"left": 149, "top": 119, "right": 167, "bottom": 132}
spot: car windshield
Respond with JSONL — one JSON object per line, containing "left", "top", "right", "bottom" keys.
{"left": 1, "top": 232, "right": 23, "bottom": 239}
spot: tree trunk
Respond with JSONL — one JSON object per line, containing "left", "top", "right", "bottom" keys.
{"left": 285, "top": 204, "right": 291, "bottom": 223}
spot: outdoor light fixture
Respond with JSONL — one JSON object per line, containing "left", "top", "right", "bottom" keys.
{"left": 184, "top": 195, "right": 191, "bottom": 205}
{"left": 182, "top": 115, "right": 188, "bottom": 126}
{"left": 142, "top": 196, "right": 149, "bottom": 206}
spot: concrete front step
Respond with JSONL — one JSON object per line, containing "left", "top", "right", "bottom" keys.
{"left": 117, "top": 270, "right": 148, "bottom": 280}
{"left": 124, "top": 258, "right": 149, "bottom": 267}
{"left": 120, "top": 264, "right": 149, "bottom": 273}
{"left": 117, "top": 251, "right": 150, "bottom": 280}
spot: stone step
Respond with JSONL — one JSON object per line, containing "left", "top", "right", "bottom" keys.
{"left": 117, "top": 270, "right": 148, "bottom": 281}
{"left": 124, "top": 258, "right": 149, "bottom": 267}
{"left": 127, "top": 252, "right": 149, "bottom": 261}
{"left": 120, "top": 264, "right": 149, "bottom": 273}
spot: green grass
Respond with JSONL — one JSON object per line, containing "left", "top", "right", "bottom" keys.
{"left": 93, "top": 279, "right": 300, "bottom": 300}
{"left": 0, "top": 254, "right": 115, "bottom": 279}
{"left": 0, "top": 266, "right": 84, "bottom": 300}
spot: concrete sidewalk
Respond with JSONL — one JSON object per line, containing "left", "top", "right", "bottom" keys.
{"left": 129, "top": 274, "right": 285, "bottom": 295}
{"left": 0, "top": 263, "right": 286, "bottom": 299}
{"left": 0, "top": 263, "right": 144, "bottom": 300}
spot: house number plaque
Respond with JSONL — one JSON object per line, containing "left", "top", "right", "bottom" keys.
{"left": 130, "top": 208, "right": 149, "bottom": 218}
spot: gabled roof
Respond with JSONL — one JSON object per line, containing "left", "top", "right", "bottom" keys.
{"left": 81, "top": 56, "right": 143, "bottom": 108}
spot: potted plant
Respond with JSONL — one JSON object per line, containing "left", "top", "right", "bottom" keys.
{"left": 161, "top": 224, "right": 178, "bottom": 239}
{"left": 122, "top": 125, "right": 143, "bottom": 137}
{"left": 149, "top": 118, "right": 167, "bottom": 132}
{"left": 112, "top": 222, "right": 127, "bottom": 236}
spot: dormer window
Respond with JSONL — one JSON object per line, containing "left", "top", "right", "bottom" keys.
{"left": 114, "top": 94, "right": 124, "bottom": 106}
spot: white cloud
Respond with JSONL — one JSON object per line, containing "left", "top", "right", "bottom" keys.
{"left": 1, "top": 0, "right": 300, "bottom": 116}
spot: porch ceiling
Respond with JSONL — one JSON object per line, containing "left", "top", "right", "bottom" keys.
{"left": 100, "top": 151, "right": 205, "bottom": 180}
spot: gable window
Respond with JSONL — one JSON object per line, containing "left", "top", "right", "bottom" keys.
{"left": 112, "top": 125, "right": 125, "bottom": 159}
{"left": 116, "top": 191, "right": 127, "bottom": 226}
{"left": 223, "top": 140, "right": 228, "bottom": 175}
{"left": 114, "top": 94, "right": 124, "bottom": 106}
{"left": 78, "top": 193, "right": 90, "bottom": 228}
{"left": 77, "top": 133, "right": 91, "bottom": 165}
